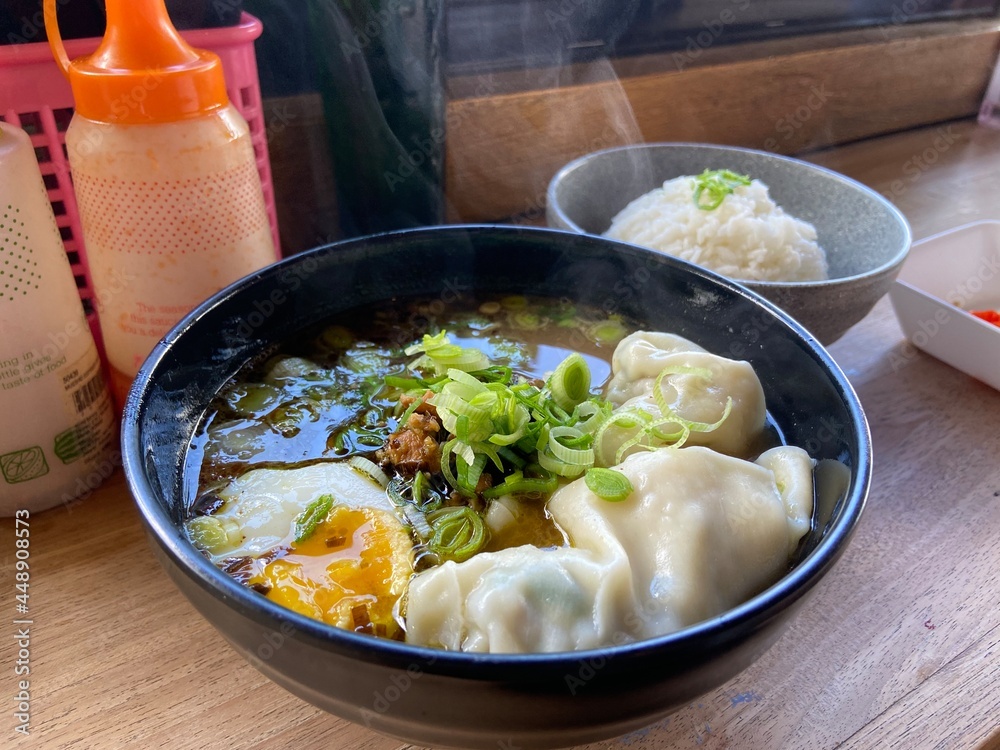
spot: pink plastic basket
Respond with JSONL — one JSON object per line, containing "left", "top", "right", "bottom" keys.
{"left": 0, "top": 12, "right": 281, "bottom": 357}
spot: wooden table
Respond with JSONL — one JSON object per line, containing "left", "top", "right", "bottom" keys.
{"left": 4, "top": 119, "right": 1000, "bottom": 750}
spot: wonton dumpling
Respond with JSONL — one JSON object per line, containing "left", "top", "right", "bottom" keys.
{"left": 603, "top": 331, "right": 766, "bottom": 458}
{"left": 755, "top": 445, "right": 814, "bottom": 554}
{"left": 404, "top": 544, "right": 633, "bottom": 653}
{"left": 550, "top": 446, "right": 813, "bottom": 638}
{"left": 607, "top": 331, "right": 708, "bottom": 401}
{"left": 202, "top": 463, "right": 393, "bottom": 561}
{"left": 404, "top": 446, "right": 813, "bottom": 653}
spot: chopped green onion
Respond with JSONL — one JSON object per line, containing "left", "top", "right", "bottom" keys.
{"left": 473, "top": 366, "right": 513, "bottom": 384}
{"left": 432, "top": 390, "right": 493, "bottom": 442}
{"left": 446, "top": 368, "right": 489, "bottom": 393}
{"left": 537, "top": 450, "right": 584, "bottom": 477}
{"left": 693, "top": 169, "right": 751, "bottom": 211}
{"left": 319, "top": 325, "right": 353, "bottom": 350}
{"left": 593, "top": 365, "right": 733, "bottom": 465}
{"left": 412, "top": 470, "right": 426, "bottom": 505}
{"left": 534, "top": 424, "right": 591, "bottom": 478}
{"left": 391, "top": 326, "right": 661, "bottom": 501}
{"left": 428, "top": 507, "right": 488, "bottom": 562}
{"left": 384, "top": 375, "right": 422, "bottom": 389}
{"left": 482, "top": 469, "right": 559, "bottom": 499}
{"left": 331, "top": 429, "right": 348, "bottom": 453}
{"left": 293, "top": 494, "right": 334, "bottom": 543}
{"left": 497, "top": 446, "right": 526, "bottom": 467}
{"left": 403, "top": 504, "right": 433, "bottom": 540}
{"left": 385, "top": 372, "right": 450, "bottom": 391}
{"left": 268, "top": 400, "right": 317, "bottom": 438}
{"left": 546, "top": 426, "right": 594, "bottom": 463}
{"left": 341, "top": 348, "right": 392, "bottom": 373}
{"left": 575, "top": 400, "right": 611, "bottom": 434}
{"left": 461, "top": 453, "right": 488, "bottom": 493}
{"left": 645, "top": 417, "right": 689, "bottom": 443}
{"left": 585, "top": 468, "right": 634, "bottom": 502}
{"left": 511, "top": 312, "right": 545, "bottom": 330}
{"left": 387, "top": 477, "right": 409, "bottom": 506}
{"left": 587, "top": 320, "right": 628, "bottom": 346}
{"left": 532, "top": 398, "right": 572, "bottom": 426}
{"left": 473, "top": 441, "right": 504, "bottom": 472}
{"left": 386, "top": 472, "right": 443, "bottom": 512}
{"left": 355, "top": 433, "right": 385, "bottom": 448}
{"left": 439, "top": 439, "right": 461, "bottom": 489}
{"left": 225, "top": 383, "right": 282, "bottom": 416}
{"left": 398, "top": 395, "right": 423, "bottom": 425}
{"left": 405, "top": 331, "right": 489, "bottom": 374}
{"left": 487, "top": 395, "right": 530, "bottom": 446}
{"left": 484, "top": 496, "right": 520, "bottom": 536}
{"left": 548, "top": 353, "right": 592, "bottom": 412}
{"left": 265, "top": 356, "right": 324, "bottom": 383}
{"left": 348, "top": 456, "right": 390, "bottom": 488}
{"left": 187, "top": 515, "right": 242, "bottom": 555}
{"left": 420, "top": 495, "right": 444, "bottom": 513}
{"left": 514, "top": 433, "right": 537, "bottom": 454}
{"left": 455, "top": 413, "right": 471, "bottom": 443}
{"left": 650, "top": 365, "right": 733, "bottom": 435}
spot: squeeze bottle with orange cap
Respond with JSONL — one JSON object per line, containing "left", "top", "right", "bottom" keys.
{"left": 44, "top": 0, "right": 278, "bottom": 406}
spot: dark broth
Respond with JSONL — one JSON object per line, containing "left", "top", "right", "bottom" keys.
{"left": 185, "top": 293, "right": 786, "bottom": 609}
{"left": 186, "top": 294, "right": 638, "bottom": 550}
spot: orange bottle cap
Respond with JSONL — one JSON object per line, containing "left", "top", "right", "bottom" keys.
{"left": 44, "top": 0, "right": 229, "bottom": 125}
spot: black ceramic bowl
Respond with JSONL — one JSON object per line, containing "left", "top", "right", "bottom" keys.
{"left": 122, "top": 225, "right": 870, "bottom": 750}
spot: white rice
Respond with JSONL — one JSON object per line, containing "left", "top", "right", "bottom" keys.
{"left": 603, "top": 176, "right": 828, "bottom": 282}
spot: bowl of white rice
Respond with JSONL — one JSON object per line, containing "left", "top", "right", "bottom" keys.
{"left": 546, "top": 144, "right": 911, "bottom": 344}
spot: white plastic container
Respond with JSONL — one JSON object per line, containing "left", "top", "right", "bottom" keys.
{"left": 0, "top": 122, "right": 116, "bottom": 514}
{"left": 45, "top": 0, "right": 278, "bottom": 405}
{"left": 888, "top": 221, "right": 1000, "bottom": 391}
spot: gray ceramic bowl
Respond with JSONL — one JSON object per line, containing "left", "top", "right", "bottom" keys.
{"left": 123, "top": 226, "right": 870, "bottom": 750}
{"left": 546, "top": 143, "right": 911, "bottom": 344}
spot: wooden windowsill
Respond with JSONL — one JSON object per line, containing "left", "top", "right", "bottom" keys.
{"left": 444, "top": 17, "right": 1000, "bottom": 222}
{"left": 447, "top": 17, "right": 1000, "bottom": 98}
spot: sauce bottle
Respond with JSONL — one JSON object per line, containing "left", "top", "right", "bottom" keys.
{"left": 0, "top": 122, "right": 117, "bottom": 515}
{"left": 44, "top": 0, "right": 278, "bottom": 407}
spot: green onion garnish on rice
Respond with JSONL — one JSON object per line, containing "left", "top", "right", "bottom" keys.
{"left": 693, "top": 169, "right": 752, "bottom": 211}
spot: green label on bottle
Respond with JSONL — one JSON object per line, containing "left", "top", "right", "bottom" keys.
{"left": 0, "top": 445, "right": 49, "bottom": 484}
{"left": 54, "top": 425, "right": 86, "bottom": 464}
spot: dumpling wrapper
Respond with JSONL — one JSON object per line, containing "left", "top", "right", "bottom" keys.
{"left": 606, "top": 331, "right": 708, "bottom": 399}
{"left": 550, "top": 446, "right": 814, "bottom": 636}
{"left": 404, "top": 445, "right": 814, "bottom": 653}
{"left": 402, "top": 545, "right": 633, "bottom": 653}
{"left": 602, "top": 331, "right": 767, "bottom": 459}
{"left": 203, "top": 462, "right": 394, "bottom": 562}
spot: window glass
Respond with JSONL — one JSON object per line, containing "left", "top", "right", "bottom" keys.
{"left": 447, "top": 0, "right": 1000, "bottom": 75}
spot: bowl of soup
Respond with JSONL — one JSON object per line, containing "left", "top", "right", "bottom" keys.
{"left": 122, "top": 225, "right": 870, "bottom": 749}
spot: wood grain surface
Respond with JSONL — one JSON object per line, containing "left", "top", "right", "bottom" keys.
{"left": 2, "top": 120, "right": 1000, "bottom": 750}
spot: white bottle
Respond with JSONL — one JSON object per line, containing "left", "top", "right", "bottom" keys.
{"left": 0, "top": 122, "right": 117, "bottom": 515}
{"left": 46, "top": 0, "right": 278, "bottom": 405}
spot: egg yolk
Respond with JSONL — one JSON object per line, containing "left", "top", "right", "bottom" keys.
{"left": 249, "top": 505, "right": 413, "bottom": 639}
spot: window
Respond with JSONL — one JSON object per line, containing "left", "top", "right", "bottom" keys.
{"left": 445, "top": 0, "right": 1000, "bottom": 75}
